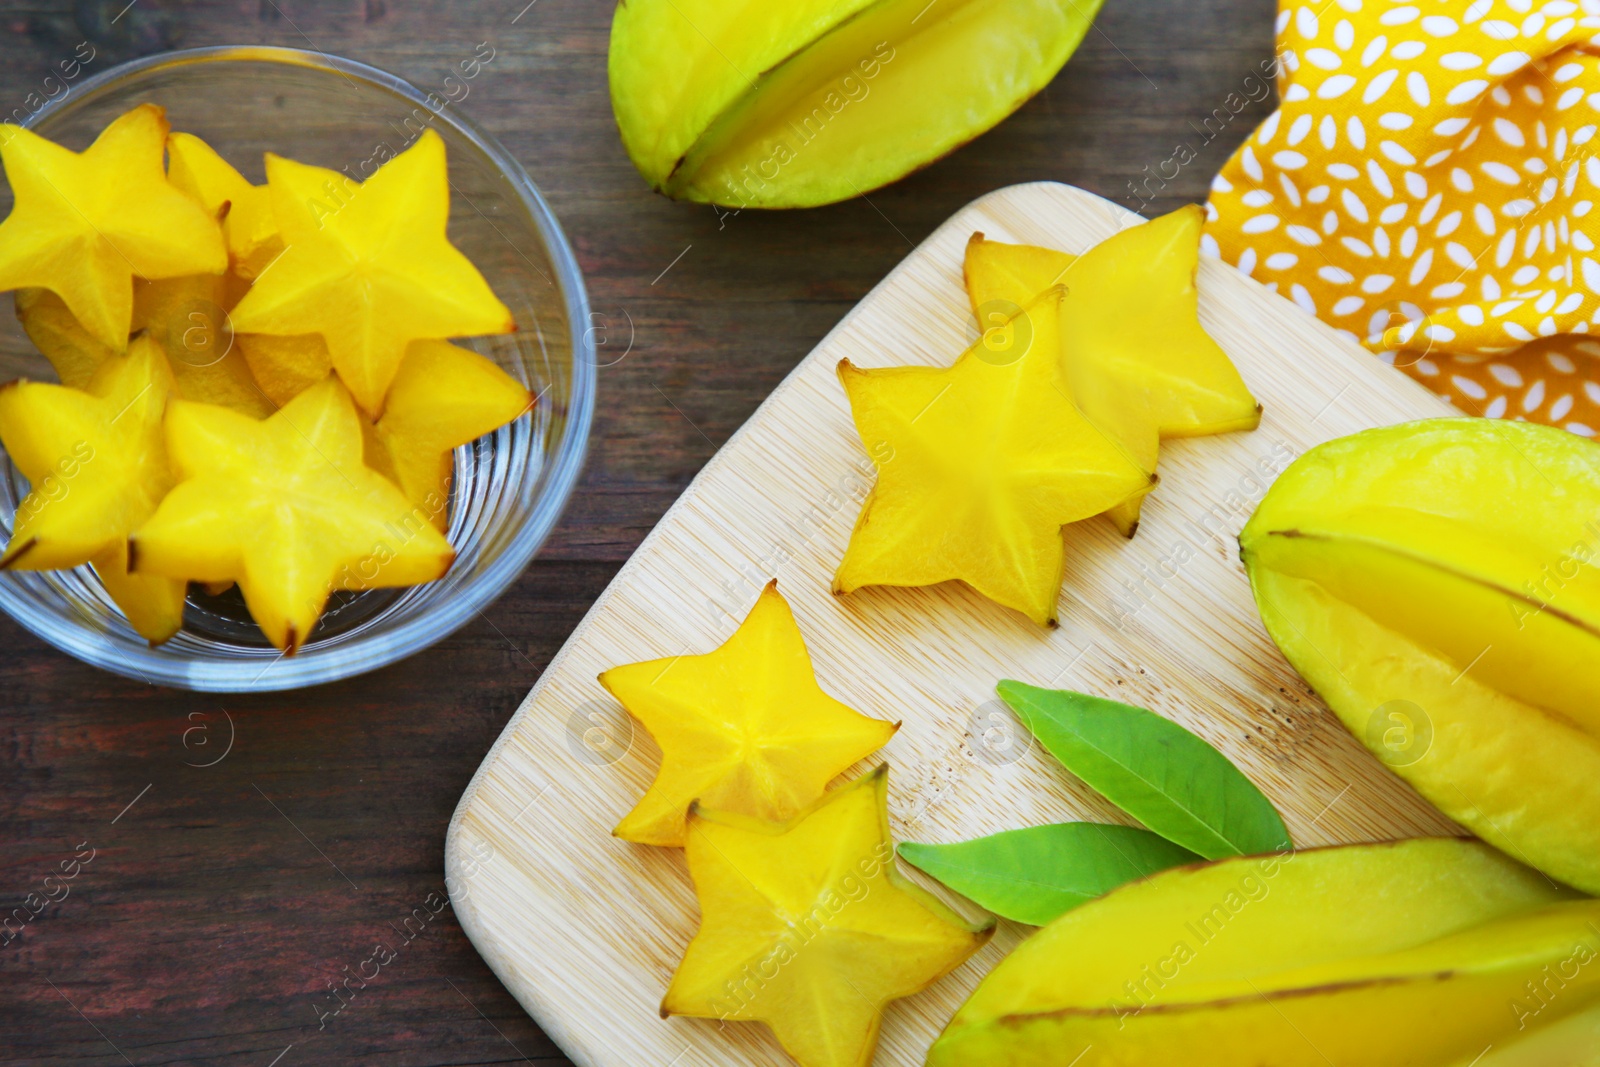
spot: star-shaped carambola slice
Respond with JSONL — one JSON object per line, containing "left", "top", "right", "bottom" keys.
{"left": 0, "top": 103, "right": 227, "bottom": 349}
{"left": 964, "top": 231, "right": 1075, "bottom": 314}
{"left": 128, "top": 376, "right": 455, "bottom": 653}
{"left": 365, "top": 339, "right": 534, "bottom": 531}
{"left": 964, "top": 206, "right": 1260, "bottom": 537}
{"left": 228, "top": 129, "right": 514, "bottom": 417}
{"left": 0, "top": 335, "right": 188, "bottom": 641}
{"left": 664, "top": 766, "right": 993, "bottom": 1067}
{"left": 600, "top": 581, "right": 897, "bottom": 847}
{"left": 835, "top": 286, "right": 1155, "bottom": 626}
{"left": 165, "top": 131, "right": 283, "bottom": 280}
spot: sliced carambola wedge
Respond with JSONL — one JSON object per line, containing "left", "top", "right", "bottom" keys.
{"left": 963, "top": 231, "right": 1075, "bottom": 315}
{"left": 129, "top": 377, "right": 455, "bottom": 653}
{"left": 228, "top": 130, "right": 514, "bottom": 417}
{"left": 0, "top": 335, "right": 187, "bottom": 642}
{"left": 0, "top": 103, "right": 226, "bottom": 349}
{"left": 165, "top": 130, "right": 283, "bottom": 280}
{"left": 963, "top": 206, "right": 1260, "bottom": 536}
{"left": 667, "top": 767, "right": 993, "bottom": 1067}
{"left": 600, "top": 581, "right": 897, "bottom": 847}
{"left": 365, "top": 339, "right": 534, "bottom": 531}
{"left": 834, "top": 286, "right": 1154, "bottom": 626}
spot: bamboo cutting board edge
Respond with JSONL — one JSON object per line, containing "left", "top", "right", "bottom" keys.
{"left": 444, "top": 180, "right": 1461, "bottom": 1067}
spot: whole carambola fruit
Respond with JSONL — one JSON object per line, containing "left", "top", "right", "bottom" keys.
{"left": 1240, "top": 418, "right": 1600, "bottom": 894}
{"left": 928, "top": 839, "right": 1595, "bottom": 1067}
{"left": 608, "top": 0, "right": 1103, "bottom": 208}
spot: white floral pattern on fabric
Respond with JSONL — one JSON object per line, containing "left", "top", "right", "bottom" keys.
{"left": 1205, "top": 0, "right": 1600, "bottom": 435}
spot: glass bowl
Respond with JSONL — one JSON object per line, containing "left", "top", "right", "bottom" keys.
{"left": 0, "top": 47, "right": 595, "bottom": 692}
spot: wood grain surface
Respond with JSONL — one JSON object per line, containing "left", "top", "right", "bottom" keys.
{"left": 446, "top": 181, "right": 1459, "bottom": 1067}
{"left": 0, "top": 2, "right": 1316, "bottom": 1065}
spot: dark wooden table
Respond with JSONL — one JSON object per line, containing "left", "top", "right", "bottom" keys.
{"left": 0, "top": 2, "right": 1274, "bottom": 1063}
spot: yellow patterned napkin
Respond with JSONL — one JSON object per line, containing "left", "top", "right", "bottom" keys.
{"left": 1206, "top": 0, "right": 1600, "bottom": 434}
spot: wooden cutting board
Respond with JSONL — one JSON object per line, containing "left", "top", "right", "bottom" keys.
{"left": 446, "top": 181, "right": 1460, "bottom": 1067}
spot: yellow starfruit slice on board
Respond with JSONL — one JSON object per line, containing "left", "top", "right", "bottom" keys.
{"left": 365, "top": 339, "right": 533, "bottom": 531}
{"left": 165, "top": 131, "right": 283, "bottom": 279}
{"left": 835, "top": 286, "right": 1154, "bottom": 626}
{"left": 665, "top": 765, "right": 994, "bottom": 1067}
{"left": 128, "top": 376, "right": 455, "bottom": 654}
{"left": 132, "top": 275, "right": 274, "bottom": 419}
{"left": 228, "top": 130, "right": 514, "bottom": 417}
{"left": 599, "top": 580, "right": 897, "bottom": 847}
{"left": 13, "top": 287, "right": 116, "bottom": 388}
{"left": 963, "top": 231, "right": 1076, "bottom": 315}
{"left": 0, "top": 103, "right": 226, "bottom": 349}
{"left": 0, "top": 335, "right": 187, "bottom": 641}
{"left": 964, "top": 206, "right": 1260, "bottom": 537}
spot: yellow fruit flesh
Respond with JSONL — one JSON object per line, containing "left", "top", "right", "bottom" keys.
{"left": 0, "top": 103, "right": 226, "bottom": 349}
{"left": 667, "top": 767, "right": 992, "bottom": 1067}
{"left": 963, "top": 232, "right": 1075, "bottom": 316}
{"left": 1056, "top": 208, "right": 1261, "bottom": 438}
{"left": 601, "top": 581, "right": 897, "bottom": 847}
{"left": 234, "top": 332, "right": 332, "bottom": 408}
{"left": 228, "top": 131, "right": 513, "bottom": 416}
{"left": 92, "top": 542, "right": 185, "bottom": 644}
{"left": 834, "top": 286, "right": 1155, "bottom": 625}
{"left": 132, "top": 275, "right": 275, "bottom": 419}
{"left": 0, "top": 337, "right": 188, "bottom": 641}
{"left": 368, "top": 339, "right": 532, "bottom": 531}
{"left": 1249, "top": 528, "right": 1600, "bottom": 737}
{"left": 931, "top": 840, "right": 1583, "bottom": 1066}
{"left": 611, "top": 0, "right": 878, "bottom": 182}
{"left": 963, "top": 208, "right": 1260, "bottom": 537}
{"left": 1241, "top": 418, "right": 1600, "bottom": 893}
{"left": 13, "top": 287, "right": 116, "bottom": 388}
{"left": 614, "top": 0, "right": 1102, "bottom": 208}
{"left": 1466, "top": 1002, "right": 1600, "bottom": 1066}
{"left": 0, "top": 337, "right": 175, "bottom": 570}
{"left": 129, "top": 378, "right": 454, "bottom": 652}
{"left": 1252, "top": 568, "right": 1600, "bottom": 895}
{"left": 165, "top": 131, "right": 283, "bottom": 278}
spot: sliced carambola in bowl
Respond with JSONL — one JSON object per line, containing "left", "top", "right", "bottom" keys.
{"left": 227, "top": 129, "right": 514, "bottom": 418}
{"left": 129, "top": 377, "right": 455, "bottom": 654}
{"left": 0, "top": 102, "right": 226, "bottom": 350}
{"left": 132, "top": 274, "right": 275, "bottom": 419}
{"left": 13, "top": 287, "right": 118, "bottom": 389}
{"left": 165, "top": 130, "right": 284, "bottom": 280}
{"left": 364, "top": 339, "right": 535, "bottom": 532}
{"left": 0, "top": 335, "right": 187, "bottom": 642}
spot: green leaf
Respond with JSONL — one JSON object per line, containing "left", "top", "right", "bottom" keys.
{"left": 996, "top": 681, "right": 1292, "bottom": 859}
{"left": 898, "top": 823, "right": 1198, "bottom": 925}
